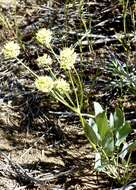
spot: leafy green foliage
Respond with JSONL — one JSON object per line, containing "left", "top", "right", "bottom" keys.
{"left": 107, "top": 55, "right": 136, "bottom": 95}
{"left": 83, "top": 102, "right": 134, "bottom": 183}
{"left": 83, "top": 118, "right": 98, "bottom": 146}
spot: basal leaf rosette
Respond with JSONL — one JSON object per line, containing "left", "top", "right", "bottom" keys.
{"left": 36, "top": 28, "right": 52, "bottom": 47}
{"left": 3, "top": 41, "right": 20, "bottom": 59}
{"left": 35, "top": 76, "right": 54, "bottom": 93}
{"left": 60, "top": 48, "right": 77, "bottom": 70}
{"left": 54, "top": 78, "right": 71, "bottom": 95}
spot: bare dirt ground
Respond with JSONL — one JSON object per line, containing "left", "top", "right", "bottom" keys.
{"left": 0, "top": 0, "right": 136, "bottom": 189}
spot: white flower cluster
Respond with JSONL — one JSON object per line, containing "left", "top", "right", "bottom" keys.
{"left": 3, "top": 41, "right": 20, "bottom": 59}
{"left": 36, "top": 28, "right": 52, "bottom": 47}
{"left": 60, "top": 48, "right": 77, "bottom": 70}
{"left": 35, "top": 76, "right": 54, "bottom": 93}
{"left": 36, "top": 54, "right": 52, "bottom": 67}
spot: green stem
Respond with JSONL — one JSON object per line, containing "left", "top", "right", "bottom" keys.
{"left": 16, "top": 58, "right": 38, "bottom": 78}
{"left": 51, "top": 90, "right": 77, "bottom": 113}
{"left": 73, "top": 66, "right": 83, "bottom": 109}
{"left": 68, "top": 70, "right": 80, "bottom": 111}
{"left": 123, "top": 0, "right": 129, "bottom": 35}
{"left": 65, "top": 93, "right": 76, "bottom": 107}
{"left": 49, "top": 45, "right": 60, "bottom": 64}
{"left": 101, "top": 148, "right": 118, "bottom": 179}
{"left": 47, "top": 66, "right": 56, "bottom": 80}
{"left": 123, "top": 152, "right": 131, "bottom": 183}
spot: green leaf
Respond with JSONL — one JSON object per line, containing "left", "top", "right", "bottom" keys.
{"left": 115, "top": 122, "right": 132, "bottom": 147}
{"left": 114, "top": 108, "right": 124, "bottom": 129}
{"left": 83, "top": 118, "right": 99, "bottom": 146}
{"left": 95, "top": 111, "right": 110, "bottom": 140}
{"left": 88, "top": 118, "right": 101, "bottom": 141}
{"left": 94, "top": 102, "right": 103, "bottom": 116}
{"left": 102, "top": 131, "right": 114, "bottom": 156}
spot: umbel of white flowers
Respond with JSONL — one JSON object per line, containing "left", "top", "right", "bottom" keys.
{"left": 3, "top": 41, "right": 20, "bottom": 59}
{"left": 35, "top": 28, "right": 52, "bottom": 48}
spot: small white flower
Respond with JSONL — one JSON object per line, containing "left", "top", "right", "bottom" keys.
{"left": 55, "top": 78, "right": 70, "bottom": 95}
{"left": 60, "top": 48, "right": 77, "bottom": 70}
{"left": 0, "top": 0, "right": 16, "bottom": 8}
{"left": 35, "top": 76, "right": 54, "bottom": 93}
{"left": 36, "top": 28, "right": 52, "bottom": 47}
{"left": 36, "top": 54, "right": 52, "bottom": 67}
{"left": 3, "top": 41, "right": 20, "bottom": 59}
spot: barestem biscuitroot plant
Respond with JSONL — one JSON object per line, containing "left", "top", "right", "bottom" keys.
{"left": 86, "top": 102, "right": 135, "bottom": 184}
{"left": 2, "top": 28, "right": 135, "bottom": 184}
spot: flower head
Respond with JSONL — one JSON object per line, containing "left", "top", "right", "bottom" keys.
{"left": 0, "top": 0, "right": 16, "bottom": 8}
{"left": 60, "top": 48, "right": 77, "bottom": 70}
{"left": 36, "top": 28, "right": 52, "bottom": 47}
{"left": 55, "top": 78, "right": 70, "bottom": 95}
{"left": 3, "top": 41, "right": 20, "bottom": 59}
{"left": 35, "top": 76, "right": 54, "bottom": 93}
{"left": 36, "top": 54, "right": 52, "bottom": 67}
